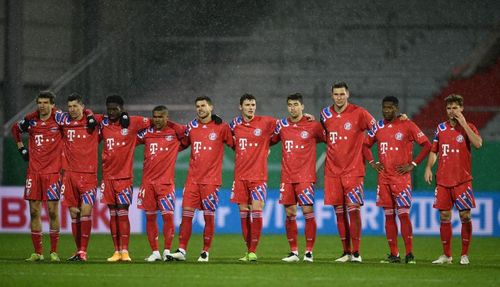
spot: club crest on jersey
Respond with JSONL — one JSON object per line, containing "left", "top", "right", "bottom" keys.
{"left": 121, "top": 128, "right": 128, "bottom": 135}
{"left": 300, "top": 131, "right": 309, "bottom": 139}
{"left": 456, "top": 135, "right": 464, "bottom": 143}
{"left": 254, "top": 128, "right": 262, "bottom": 136}
{"left": 395, "top": 132, "right": 403, "bottom": 141}
{"left": 344, "top": 122, "right": 352, "bottom": 130}
{"left": 209, "top": 132, "right": 217, "bottom": 141}
{"left": 165, "top": 135, "right": 174, "bottom": 141}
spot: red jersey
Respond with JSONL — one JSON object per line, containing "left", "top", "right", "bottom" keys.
{"left": 137, "top": 122, "right": 185, "bottom": 184}
{"left": 97, "top": 115, "right": 150, "bottom": 180}
{"left": 11, "top": 111, "right": 62, "bottom": 174}
{"left": 366, "top": 118, "right": 429, "bottom": 184}
{"left": 431, "top": 121, "right": 480, "bottom": 187}
{"left": 55, "top": 111, "right": 99, "bottom": 173}
{"left": 273, "top": 117, "right": 325, "bottom": 183}
{"left": 230, "top": 115, "right": 277, "bottom": 181}
{"left": 320, "top": 104, "right": 375, "bottom": 177}
{"left": 184, "top": 119, "right": 233, "bottom": 185}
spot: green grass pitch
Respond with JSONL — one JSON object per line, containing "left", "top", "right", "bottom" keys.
{"left": 0, "top": 234, "right": 498, "bottom": 286}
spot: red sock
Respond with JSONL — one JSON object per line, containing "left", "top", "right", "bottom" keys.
{"left": 49, "top": 229, "right": 59, "bottom": 253}
{"left": 109, "top": 209, "right": 120, "bottom": 251}
{"left": 117, "top": 209, "right": 130, "bottom": 251}
{"left": 178, "top": 210, "right": 194, "bottom": 251}
{"left": 285, "top": 215, "right": 298, "bottom": 252}
{"left": 239, "top": 210, "right": 251, "bottom": 250}
{"left": 384, "top": 208, "right": 399, "bottom": 256}
{"left": 440, "top": 220, "right": 452, "bottom": 257}
{"left": 304, "top": 212, "right": 316, "bottom": 252}
{"left": 249, "top": 210, "right": 263, "bottom": 253}
{"left": 80, "top": 215, "right": 92, "bottom": 252}
{"left": 203, "top": 210, "right": 215, "bottom": 252}
{"left": 162, "top": 212, "right": 175, "bottom": 250}
{"left": 398, "top": 208, "right": 413, "bottom": 255}
{"left": 334, "top": 206, "right": 351, "bottom": 253}
{"left": 461, "top": 218, "right": 472, "bottom": 256}
{"left": 146, "top": 212, "right": 159, "bottom": 251}
{"left": 71, "top": 218, "right": 81, "bottom": 250}
{"left": 31, "top": 231, "right": 43, "bottom": 254}
{"left": 348, "top": 206, "right": 361, "bottom": 253}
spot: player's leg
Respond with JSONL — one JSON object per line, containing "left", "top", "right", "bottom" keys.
{"left": 393, "top": 185, "right": 413, "bottom": 263}
{"left": 297, "top": 183, "right": 316, "bottom": 262}
{"left": 157, "top": 185, "right": 176, "bottom": 261}
{"left": 344, "top": 177, "right": 364, "bottom": 262}
{"left": 197, "top": 185, "right": 220, "bottom": 262}
{"left": 248, "top": 182, "right": 267, "bottom": 260}
{"left": 432, "top": 185, "right": 454, "bottom": 264}
{"left": 325, "top": 176, "right": 351, "bottom": 261}
{"left": 168, "top": 184, "right": 197, "bottom": 261}
{"left": 377, "top": 184, "right": 398, "bottom": 262}
{"left": 454, "top": 182, "right": 475, "bottom": 265}
{"left": 231, "top": 180, "right": 252, "bottom": 257}
{"left": 47, "top": 201, "right": 60, "bottom": 261}
{"left": 77, "top": 186, "right": 97, "bottom": 262}
{"left": 101, "top": 181, "right": 121, "bottom": 261}
{"left": 138, "top": 185, "right": 159, "bottom": 261}
{"left": 114, "top": 181, "right": 134, "bottom": 261}
{"left": 61, "top": 172, "right": 82, "bottom": 260}
{"left": 26, "top": 200, "right": 44, "bottom": 261}
{"left": 282, "top": 204, "right": 299, "bottom": 262}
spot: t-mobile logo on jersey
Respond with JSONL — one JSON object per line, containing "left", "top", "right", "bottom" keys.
{"left": 149, "top": 143, "right": 158, "bottom": 154}
{"left": 329, "top": 132, "right": 338, "bottom": 143}
{"left": 380, "top": 142, "right": 388, "bottom": 154}
{"left": 67, "top": 130, "right": 76, "bottom": 141}
{"left": 106, "top": 138, "right": 115, "bottom": 150}
{"left": 34, "top": 135, "right": 44, "bottom": 146}
{"left": 285, "top": 140, "right": 294, "bottom": 152}
{"left": 239, "top": 138, "right": 248, "bottom": 150}
{"left": 193, "top": 141, "right": 202, "bottom": 153}
{"left": 441, "top": 144, "right": 450, "bottom": 156}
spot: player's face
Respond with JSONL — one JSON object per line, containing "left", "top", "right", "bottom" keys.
{"left": 195, "top": 100, "right": 213, "bottom": 120}
{"left": 67, "top": 100, "right": 84, "bottom": 120}
{"left": 382, "top": 101, "right": 398, "bottom": 121}
{"left": 287, "top": 99, "right": 304, "bottom": 120}
{"left": 446, "top": 102, "right": 464, "bottom": 120}
{"left": 37, "top": 98, "right": 54, "bottom": 117}
{"left": 107, "top": 102, "right": 123, "bottom": 121}
{"left": 331, "top": 87, "right": 349, "bottom": 109}
{"left": 240, "top": 99, "right": 256, "bottom": 120}
{"left": 152, "top": 110, "right": 168, "bottom": 129}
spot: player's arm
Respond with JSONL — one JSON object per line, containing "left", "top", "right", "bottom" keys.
{"left": 424, "top": 152, "right": 437, "bottom": 184}
{"left": 364, "top": 135, "right": 383, "bottom": 172}
{"left": 223, "top": 124, "right": 235, "bottom": 148}
{"left": 270, "top": 119, "right": 282, "bottom": 145}
{"left": 11, "top": 121, "right": 29, "bottom": 161}
{"left": 454, "top": 111, "right": 482, "bottom": 149}
{"left": 396, "top": 124, "right": 431, "bottom": 174}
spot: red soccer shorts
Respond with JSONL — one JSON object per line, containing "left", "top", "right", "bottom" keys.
{"left": 138, "top": 183, "right": 176, "bottom": 212}
{"left": 324, "top": 176, "right": 364, "bottom": 206}
{"left": 182, "top": 183, "right": 220, "bottom": 211}
{"left": 279, "top": 182, "right": 315, "bottom": 206}
{"left": 433, "top": 181, "right": 476, "bottom": 211}
{"left": 376, "top": 182, "right": 413, "bottom": 208}
{"left": 230, "top": 180, "right": 267, "bottom": 204}
{"left": 100, "top": 178, "right": 134, "bottom": 206}
{"left": 24, "top": 173, "right": 62, "bottom": 201}
{"left": 62, "top": 171, "right": 97, "bottom": 208}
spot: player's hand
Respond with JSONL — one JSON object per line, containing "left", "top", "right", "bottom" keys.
{"left": 18, "top": 147, "right": 29, "bottom": 161}
{"left": 119, "top": 112, "right": 130, "bottom": 129}
{"left": 86, "top": 114, "right": 97, "bottom": 130}
{"left": 304, "top": 113, "right": 316, "bottom": 121}
{"left": 211, "top": 114, "right": 223, "bottom": 125}
{"left": 19, "top": 118, "right": 30, "bottom": 132}
{"left": 398, "top": 113, "right": 409, "bottom": 121}
{"left": 396, "top": 163, "right": 414, "bottom": 175}
{"left": 453, "top": 110, "right": 467, "bottom": 127}
{"left": 369, "top": 161, "right": 384, "bottom": 173}
{"left": 424, "top": 167, "right": 433, "bottom": 184}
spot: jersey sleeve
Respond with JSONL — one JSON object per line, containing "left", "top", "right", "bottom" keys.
{"left": 313, "top": 121, "right": 326, "bottom": 143}
{"left": 361, "top": 109, "right": 376, "bottom": 131}
{"left": 431, "top": 124, "right": 443, "bottom": 153}
{"left": 222, "top": 123, "right": 234, "bottom": 147}
{"left": 408, "top": 121, "right": 428, "bottom": 145}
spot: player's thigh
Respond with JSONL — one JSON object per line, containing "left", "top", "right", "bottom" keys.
{"left": 39, "top": 173, "right": 62, "bottom": 201}
{"left": 279, "top": 182, "right": 297, "bottom": 205}
{"left": 61, "top": 172, "right": 79, "bottom": 208}
{"left": 451, "top": 181, "right": 476, "bottom": 211}
{"left": 200, "top": 184, "right": 221, "bottom": 211}
{"left": 154, "top": 184, "right": 176, "bottom": 213}
{"left": 230, "top": 179, "right": 251, "bottom": 204}
{"left": 76, "top": 173, "right": 98, "bottom": 206}
{"left": 248, "top": 181, "right": 267, "bottom": 203}
{"left": 24, "top": 173, "right": 43, "bottom": 201}
{"left": 376, "top": 184, "right": 394, "bottom": 208}
{"left": 342, "top": 176, "right": 365, "bottom": 206}
{"left": 391, "top": 182, "right": 413, "bottom": 208}
{"left": 432, "top": 185, "right": 454, "bottom": 211}
{"left": 324, "top": 176, "right": 344, "bottom": 206}
{"left": 182, "top": 183, "right": 201, "bottom": 210}
{"left": 138, "top": 183, "right": 156, "bottom": 211}
{"left": 294, "top": 182, "right": 315, "bottom": 206}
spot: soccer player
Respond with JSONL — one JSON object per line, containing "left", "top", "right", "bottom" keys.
{"left": 136, "top": 105, "right": 186, "bottom": 262}
{"left": 364, "top": 96, "right": 431, "bottom": 264}
{"left": 56, "top": 93, "right": 100, "bottom": 261}
{"left": 95, "top": 95, "right": 150, "bottom": 262}
{"left": 320, "top": 82, "right": 376, "bottom": 263}
{"left": 168, "top": 96, "right": 233, "bottom": 262}
{"left": 424, "top": 94, "right": 482, "bottom": 265}
{"left": 272, "top": 93, "right": 325, "bottom": 262}
{"left": 230, "top": 93, "right": 278, "bottom": 262}
{"left": 11, "top": 91, "right": 62, "bottom": 262}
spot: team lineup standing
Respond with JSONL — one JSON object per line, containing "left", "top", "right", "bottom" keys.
{"left": 12, "top": 83, "right": 481, "bottom": 264}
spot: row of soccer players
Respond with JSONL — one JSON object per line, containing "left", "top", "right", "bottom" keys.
{"left": 13, "top": 82, "right": 481, "bottom": 264}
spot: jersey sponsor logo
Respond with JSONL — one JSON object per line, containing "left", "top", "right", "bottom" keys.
{"left": 329, "top": 132, "right": 338, "bottom": 144}
{"left": 193, "top": 141, "right": 202, "bottom": 153}
{"left": 456, "top": 135, "right": 464, "bottom": 143}
{"left": 67, "top": 130, "right": 76, "bottom": 141}
{"left": 441, "top": 144, "right": 450, "bottom": 156}
{"left": 149, "top": 143, "right": 158, "bottom": 154}
{"left": 34, "top": 134, "right": 44, "bottom": 146}
{"left": 106, "top": 138, "right": 115, "bottom": 150}
{"left": 344, "top": 121, "right": 352, "bottom": 130}
{"left": 209, "top": 132, "right": 217, "bottom": 141}
{"left": 285, "top": 140, "right": 294, "bottom": 152}
{"left": 121, "top": 128, "right": 128, "bottom": 136}
{"left": 395, "top": 132, "right": 403, "bottom": 141}
{"left": 300, "top": 131, "right": 309, "bottom": 139}
{"left": 239, "top": 138, "right": 248, "bottom": 150}
{"left": 380, "top": 142, "right": 388, "bottom": 154}
{"left": 254, "top": 128, "right": 262, "bottom": 136}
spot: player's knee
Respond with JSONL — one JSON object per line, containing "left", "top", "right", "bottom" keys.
{"left": 29, "top": 209, "right": 41, "bottom": 220}
{"left": 440, "top": 210, "right": 452, "bottom": 221}
{"left": 459, "top": 210, "right": 471, "bottom": 222}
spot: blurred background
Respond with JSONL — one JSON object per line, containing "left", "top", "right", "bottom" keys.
{"left": 1, "top": 0, "right": 499, "bottom": 190}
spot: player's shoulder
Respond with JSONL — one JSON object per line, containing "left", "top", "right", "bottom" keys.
{"left": 137, "top": 126, "right": 154, "bottom": 138}
{"left": 436, "top": 121, "right": 448, "bottom": 132}
{"left": 320, "top": 105, "right": 333, "bottom": 122}
{"left": 229, "top": 116, "right": 243, "bottom": 130}
{"left": 131, "top": 115, "right": 149, "bottom": 123}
